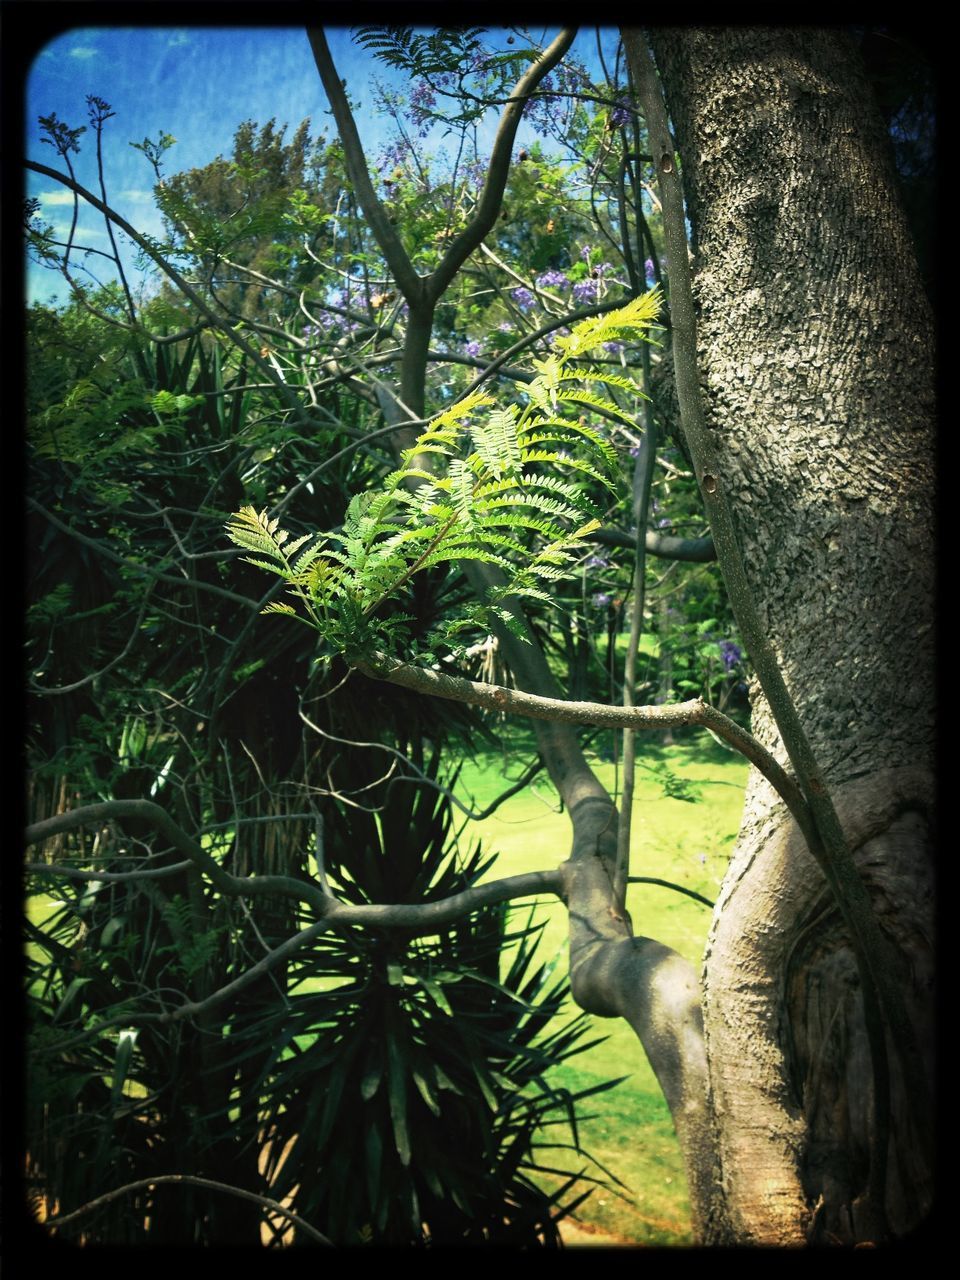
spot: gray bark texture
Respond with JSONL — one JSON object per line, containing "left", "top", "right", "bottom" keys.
{"left": 649, "top": 28, "right": 935, "bottom": 1244}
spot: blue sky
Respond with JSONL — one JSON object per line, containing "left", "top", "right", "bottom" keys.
{"left": 26, "top": 25, "right": 620, "bottom": 307}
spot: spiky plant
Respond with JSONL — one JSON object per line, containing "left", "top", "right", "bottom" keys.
{"left": 245, "top": 750, "right": 620, "bottom": 1246}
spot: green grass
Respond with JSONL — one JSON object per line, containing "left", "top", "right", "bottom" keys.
{"left": 454, "top": 729, "right": 748, "bottom": 1245}
{"left": 24, "top": 731, "right": 747, "bottom": 1246}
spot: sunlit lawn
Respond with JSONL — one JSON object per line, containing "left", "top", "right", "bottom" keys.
{"left": 455, "top": 727, "right": 748, "bottom": 1244}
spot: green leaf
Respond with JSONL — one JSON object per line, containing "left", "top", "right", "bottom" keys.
{"left": 385, "top": 1032, "right": 411, "bottom": 1167}
{"left": 420, "top": 976, "right": 453, "bottom": 1016}
{"left": 361, "top": 1059, "right": 383, "bottom": 1101}
{"left": 412, "top": 1067, "right": 442, "bottom": 1117}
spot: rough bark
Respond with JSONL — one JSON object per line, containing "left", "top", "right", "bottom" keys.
{"left": 649, "top": 27, "right": 935, "bottom": 1244}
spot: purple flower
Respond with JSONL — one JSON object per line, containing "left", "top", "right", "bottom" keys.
{"left": 657, "top": 517, "right": 672, "bottom": 530}
{"left": 511, "top": 286, "right": 535, "bottom": 311}
{"left": 629, "top": 445, "right": 641, "bottom": 458}
{"left": 586, "top": 554, "right": 609, "bottom": 569}
{"left": 603, "top": 341, "right": 624, "bottom": 355}
{"left": 379, "top": 139, "right": 410, "bottom": 171}
{"left": 536, "top": 269, "right": 569, "bottom": 290}
{"left": 497, "top": 321, "right": 513, "bottom": 332}
{"left": 610, "top": 95, "right": 633, "bottom": 128}
{"left": 464, "top": 340, "right": 483, "bottom": 358}
{"left": 644, "top": 257, "right": 656, "bottom": 282}
{"left": 573, "top": 280, "right": 598, "bottom": 304}
{"left": 411, "top": 82, "right": 435, "bottom": 110}
{"left": 579, "top": 245, "right": 593, "bottom": 262}
{"left": 592, "top": 592, "right": 612, "bottom": 608}
{"left": 410, "top": 81, "right": 437, "bottom": 134}
{"left": 465, "top": 158, "right": 487, "bottom": 186}
{"left": 719, "top": 639, "right": 743, "bottom": 671}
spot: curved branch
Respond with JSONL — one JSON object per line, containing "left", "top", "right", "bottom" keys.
{"left": 427, "top": 28, "right": 578, "bottom": 300}
{"left": 28, "top": 499, "right": 255, "bottom": 609}
{"left": 32, "top": 869, "right": 566, "bottom": 1052}
{"left": 26, "top": 804, "right": 563, "bottom": 951}
{"left": 29, "top": 582, "right": 154, "bottom": 696}
{"left": 327, "top": 869, "right": 564, "bottom": 930}
{"left": 25, "top": 800, "right": 330, "bottom": 914}
{"left": 628, "top": 876, "right": 714, "bottom": 909}
{"left": 350, "top": 651, "right": 809, "bottom": 832}
{"left": 26, "top": 860, "right": 193, "bottom": 883}
{"left": 306, "top": 29, "right": 424, "bottom": 303}
{"left": 41, "top": 1174, "right": 332, "bottom": 1246}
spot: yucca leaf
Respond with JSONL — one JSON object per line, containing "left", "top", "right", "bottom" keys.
{"left": 385, "top": 1032, "right": 412, "bottom": 1166}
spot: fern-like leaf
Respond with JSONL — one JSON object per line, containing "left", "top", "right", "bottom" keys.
{"left": 230, "top": 288, "right": 662, "bottom": 661}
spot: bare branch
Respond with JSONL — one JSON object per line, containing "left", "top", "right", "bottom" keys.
{"left": 349, "top": 651, "right": 808, "bottom": 830}
{"left": 41, "top": 1174, "right": 332, "bottom": 1246}
{"left": 427, "top": 29, "right": 578, "bottom": 299}
{"left": 29, "top": 582, "right": 155, "bottom": 695}
{"left": 306, "top": 29, "right": 424, "bottom": 303}
{"left": 26, "top": 860, "right": 193, "bottom": 883}
{"left": 25, "top": 800, "right": 329, "bottom": 914}
{"left": 28, "top": 499, "right": 255, "bottom": 608}
{"left": 593, "top": 524, "right": 717, "bottom": 563}
{"left": 628, "top": 876, "right": 714, "bottom": 909}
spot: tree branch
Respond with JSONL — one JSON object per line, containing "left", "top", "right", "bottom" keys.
{"left": 629, "top": 876, "right": 714, "bottom": 909}
{"left": 426, "top": 29, "right": 579, "bottom": 300}
{"left": 349, "top": 650, "right": 808, "bottom": 830}
{"left": 28, "top": 498, "right": 255, "bottom": 609}
{"left": 41, "top": 1174, "right": 332, "bottom": 1246}
{"left": 306, "top": 29, "right": 424, "bottom": 304}
{"left": 26, "top": 806, "right": 564, "bottom": 947}
{"left": 25, "top": 800, "right": 330, "bottom": 914}
{"left": 26, "top": 860, "right": 193, "bottom": 883}
{"left": 593, "top": 524, "right": 716, "bottom": 563}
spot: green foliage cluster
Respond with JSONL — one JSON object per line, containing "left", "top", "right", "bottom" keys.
{"left": 226, "top": 293, "right": 661, "bottom": 660}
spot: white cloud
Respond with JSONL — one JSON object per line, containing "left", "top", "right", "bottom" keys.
{"left": 39, "top": 190, "right": 80, "bottom": 207}
{"left": 118, "top": 189, "right": 156, "bottom": 203}
{"left": 46, "top": 220, "right": 108, "bottom": 241}
{"left": 166, "top": 31, "right": 192, "bottom": 48}
{"left": 68, "top": 46, "right": 98, "bottom": 60}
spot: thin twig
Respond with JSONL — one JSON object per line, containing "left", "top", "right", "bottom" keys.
{"left": 41, "top": 1173, "right": 332, "bottom": 1246}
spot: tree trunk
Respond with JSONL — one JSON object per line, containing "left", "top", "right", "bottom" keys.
{"left": 649, "top": 28, "right": 935, "bottom": 1244}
